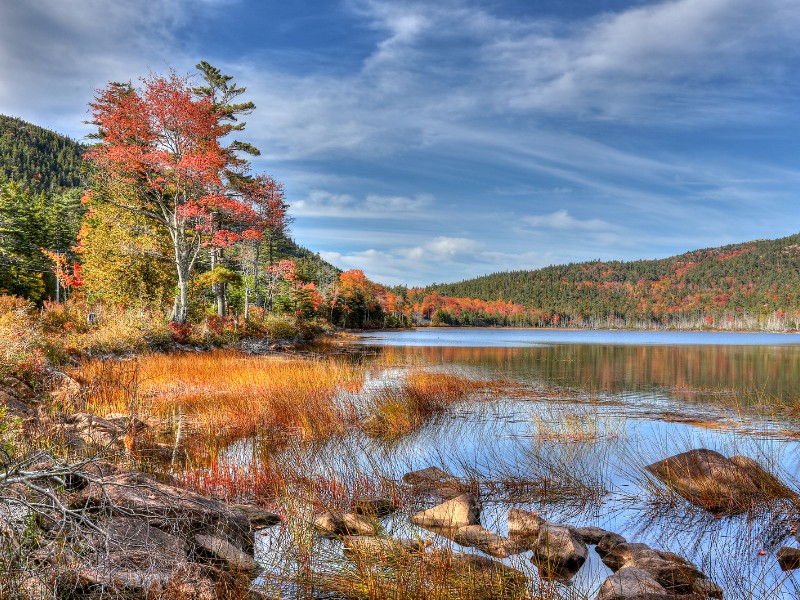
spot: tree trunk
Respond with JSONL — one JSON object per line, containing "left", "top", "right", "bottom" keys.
{"left": 244, "top": 286, "right": 250, "bottom": 323}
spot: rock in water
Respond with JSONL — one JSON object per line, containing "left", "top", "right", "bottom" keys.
{"left": 410, "top": 493, "right": 481, "bottom": 529}
{"left": 778, "top": 546, "right": 800, "bottom": 571}
{"left": 507, "top": 507, "right": 545, "bottom": 540}
{"left": 596, "top": 532, "right": 722, "bottom": 597}
{"left": 530, "top": 523, "right": 588, "bottom": 580}
{"left": 453, "top": 525, "right": 522, "bottom": 558}
{"left": 402, "top": 466, "right": 469, "bottom": 499}
{"left": 645, "top": 448, "right": 760, "bottom": 514}
{"left": 597, "top": 567, "right": 672, "bottom": 600}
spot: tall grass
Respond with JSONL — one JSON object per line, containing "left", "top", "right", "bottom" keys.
{"left": 361, "top": 372, "right": 494, "bottom": 441}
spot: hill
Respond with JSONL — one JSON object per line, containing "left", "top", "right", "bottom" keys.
{"left": 411, "top": 234, "right": 800, "bottom": 329}
{"left": 0, "top": 115, "right": 85, "bottom": 189}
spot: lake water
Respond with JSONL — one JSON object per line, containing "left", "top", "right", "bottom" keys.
{"left": 251, "top": 328, "right": 800, "bottom": 598}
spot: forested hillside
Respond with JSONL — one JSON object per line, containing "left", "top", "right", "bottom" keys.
{"left": 0, "top": 115, "right": 84, "bottom": 189}
{"left": 414, "top": 235, "right": 800, "bottom": 329}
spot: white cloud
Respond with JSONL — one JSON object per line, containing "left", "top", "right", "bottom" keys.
{"left": 292, "top": 189, "right": 432, "bottom": 218}
{"left": 523, "top": 209, "right": 617, "bottom": 232}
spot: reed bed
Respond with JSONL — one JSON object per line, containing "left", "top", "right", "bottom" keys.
{"left": 70, "top": 350, "right": 366, "bottom": 451}
{"left": 360, "top": 372, "right": 497, "bottom": 441}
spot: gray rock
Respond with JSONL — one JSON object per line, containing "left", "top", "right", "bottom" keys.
{"left": 507, "top": 507, "right": 545, "bottom": 540}
{"left": 597, "top": 567, "right": 671, "bottom": 600}
{"left": 574, "top": 525, "right": 613, "bottom": 545}
{"left": 595, "top": 533, "right": 721, "bottom": 597}
{"left": 531, "top": 523, "right": 588, "bottom": 580}
{"left": 232, "top": 504, "right": 281, "bottom": 530}
{"left": 453, "top": 525, "right": 523, "bottom": 558}
{"left": 410, "top": 493, "right": 481, "bottom": 530}
{"left": 62, "top": 412, "right": 124, "bottom": 449}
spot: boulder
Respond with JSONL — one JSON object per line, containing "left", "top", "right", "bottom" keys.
{"left": 530, "top": 523, "right": 588, "bottom": 580}
{"left": 645, "top": 449, "right": 782, "bottom": 514}
{"left": 402, "top": 466, "right": 470, "bottom": 499}
{"left": 596, "top": 533, "right": 722, "bottom": 597}
{"left": 64, "top": 516, "right": 189, "bottom": 597}
{"left": 453, "top": 525, "right": 523, "bottom": 558}
{"left": 1, "top": 375, "right": 35, "bottom": 400}
{"left": 410, "top": 493, "right": 481, "bottom": 530}
{"left": 68, "top": 470, "right": 253, "bottom": 552}
{"left": 728, "top": 455, "right": 798, "bottom": 501}
{"left": 192, "top": 533, "right": 261, "bottom": 576}
{"left": 507, "top": 507, "right": 545, "bottom": 540}
{"left": 597, "top": 567, "right": 672, "bottom": 600}
{"left": 314, "top": 509, "right": 378, "bottom": 536}
{"left": 574, "top": 525, "right": 613, "bottom": 545}
{"left": 48, "top": 370, "right": 82, "bottom": 405}
{"left": 778, "top": 546, "right": 800, "bottom": 571}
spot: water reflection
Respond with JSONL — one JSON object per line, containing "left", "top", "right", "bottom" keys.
{"left": 369, "top": 343, "right": 800, "bottom": 401}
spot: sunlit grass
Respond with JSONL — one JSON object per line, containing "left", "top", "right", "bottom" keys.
{"left": 361, "top": 371, "right": 497, "bottom": 441}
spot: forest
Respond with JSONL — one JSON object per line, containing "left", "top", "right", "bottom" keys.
{"left": 408, "top": 237, "right": 800, "bottom": 330}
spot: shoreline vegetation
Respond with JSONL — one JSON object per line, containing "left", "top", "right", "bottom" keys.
{"left": 3, "top": 340, "right": 800, "bottom": 598}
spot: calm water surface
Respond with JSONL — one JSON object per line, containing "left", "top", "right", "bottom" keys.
{"left": 250, "top": 329, "right": 800, "bottom": 597}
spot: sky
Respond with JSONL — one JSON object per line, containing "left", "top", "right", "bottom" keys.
{"left": 1, "top": 0, "right": 799, "bottom": 286}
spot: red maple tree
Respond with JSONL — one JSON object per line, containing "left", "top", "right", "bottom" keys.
{"left": 86, "top": 72, "right": 265, "bottom": 322}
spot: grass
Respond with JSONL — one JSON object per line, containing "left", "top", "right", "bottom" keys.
{"left": 69, "top": 350, "right": 366, "bottom": 456}
{"left": 360, "top": 371, "right": 496, "bottom": 441}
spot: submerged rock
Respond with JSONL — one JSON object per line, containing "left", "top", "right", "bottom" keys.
{"left": 402, "top": 466, "right": 470, "bottom": 499}
{"left": 645, "top": 448, "right": 794, "bottom": 514}
{"left": 352, "top": 496, "right": 396, "bottom": 517}
{"left": 410, "top": 493, "right": 481, "bottom": 530}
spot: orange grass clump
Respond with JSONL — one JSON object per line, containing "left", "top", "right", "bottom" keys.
{"left": 73, "top": 350, "right": 365, "bottom": 448}
{"left": 362, "top": 371, "right": 491, "bottom": 441}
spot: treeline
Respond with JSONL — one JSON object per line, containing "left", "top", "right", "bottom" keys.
{"left": 415, "top": 236, "right": 800, "bottom": 330}
{"left": 0, "top": 74, "right": 403, "bottom": 332}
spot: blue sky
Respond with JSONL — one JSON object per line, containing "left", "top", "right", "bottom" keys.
{"left": 1, "top": 0, "right": 799, "bottom": 286}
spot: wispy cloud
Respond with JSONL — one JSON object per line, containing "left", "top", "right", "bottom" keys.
{"left": 293, "top": 190, "right": 432, "bottom": 218}
{"left": 523, "top": 210, "right": 617, "bottom": 232}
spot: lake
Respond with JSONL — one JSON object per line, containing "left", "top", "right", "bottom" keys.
{"left": 246, "top": 328, "right": 800, "bottom": 598}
